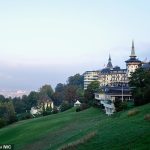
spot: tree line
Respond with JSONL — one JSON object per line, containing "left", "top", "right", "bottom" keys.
{"left": 0, "top": 67, "right": 150, "bottom": 128}
{"left": 0, "top": 73, "right": 84, "bottom": 128}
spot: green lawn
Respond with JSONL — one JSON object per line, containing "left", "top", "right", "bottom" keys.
{"left": 0, "top": 104, "right": 150, "bottom": 150}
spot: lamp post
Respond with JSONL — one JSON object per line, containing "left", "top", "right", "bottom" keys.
{"left": 122, "top": 84, "right": 123, "bottom": 102}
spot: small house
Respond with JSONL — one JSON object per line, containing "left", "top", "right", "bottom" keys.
{"left": 74, "top": 100, "right": 81, "bottom": 107}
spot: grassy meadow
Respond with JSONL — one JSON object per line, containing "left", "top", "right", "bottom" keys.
{"left": 0, "top": 103, "right": 150, "bottom": 150}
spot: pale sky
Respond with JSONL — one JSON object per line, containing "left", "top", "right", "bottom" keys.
{"left": 0, "top": 0, "right": 150, "bottom": 93}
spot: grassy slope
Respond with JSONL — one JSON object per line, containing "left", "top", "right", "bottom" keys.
{"left": 0, "top": 104, "right": 150, "bottom": 150}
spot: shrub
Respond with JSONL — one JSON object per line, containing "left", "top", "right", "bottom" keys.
{"left": 127, "top": 109, "right": 140, "bottom": 117}
{"left": 144, "top": 114, "right": 150, "bottom": 121}
{"left": 17, "top": 112, "right": 33, "bottom": 120}
{"left": 0, "top": 118, "right": 7, "bottom": 128}
{"left": 42, "top": 110, "right": 52, "bottom": 116}
{"left": 76, "top": 103, "right": 89, "bottom": 112}
{"left": 114, "top": 99, "right": 122, "bottom": 112}
{"left": 7, "top": 115, "right": 18, "bottom": 124}
{"left": 60, "top": 101, "right": 72, "bottom": 112}
{"left": 59, "top": 131, "right": 97, "bottom": 150}
{"left": 52, "top": 107, "right": 59, "bottom": 114}
{"left": 121, "top": 101, "right": 128, "bottom": 110}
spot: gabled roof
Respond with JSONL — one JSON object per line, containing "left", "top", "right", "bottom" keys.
{"left": 125, "top": 57, "right": 141, "bottom": 63}
{"left": 74, "top": 100, "right": 81, "bottom": 104}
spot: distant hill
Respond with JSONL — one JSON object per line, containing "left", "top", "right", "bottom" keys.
{"left": 0, "top": 103, "right": 150, "bottom": 150}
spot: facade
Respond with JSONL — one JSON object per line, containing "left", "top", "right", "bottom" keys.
{"left": 84, "top": 41, "right": 142, "bottom": 89}
{"left": 84, "top": 71, "right": 99, "bottom": 90}
{"left": 125, "top": 41, "right": 142, "bottom": 77}
{"left": 95, "top": 86, "right": 132, "bottom": 102}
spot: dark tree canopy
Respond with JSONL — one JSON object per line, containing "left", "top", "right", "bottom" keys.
{"left": 39, "top": 84, "right": 54, "bottom": 98}
{"left": 84, "top": 81, "right": 100, "bottom": 104}
{"left": 67, "top": 74, "right": 84, "bottom": 88}
{"left": 55, "top": 83, "right": 65, "bottom": 92}
{"left": 129, "top": 68, "right": 150, "bottom": 105}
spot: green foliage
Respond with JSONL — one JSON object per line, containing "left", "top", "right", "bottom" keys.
{"left": 17, "top": 112, "right": 33, "bottom": 120}
{"left": 114, "top": 99, "right": 128, "bottom": 112}
{"left": 53, "top": 74, "right": 84, "bottom": 106}
{"left": 76, "top": 103, "right": 89, "bottom": 112}
{"left": 0, "top": 95, "right": 5, "bottom": 102}
{"left": 55, "top": 83, "right": 65, "bottom": 92}
{"left": 27, "top": 92, "right": 39, "bottom": 109}
{"left": 64, "top": 85, "right": 77, "bottom": 104}
{"left": 39, "top": 84, "right": 54, "bottom": 98}
{"left": 129, "top": 68, "right": 150, "bottom": 105}
{"left": 0, "top": 100, "right": 17, "bottom": 127}
{"left": 52, "top": 106, "right": 59, "bottom": 114}
{"left": 13, "top": 97, "right": 27, "bottom": 114}
{"left": 0, "top": 118, "right": 6, "bottom": 128}
{"left": 84, "top": 81, "right": 100, "bottom": 104}
{"left": 67, "top": 73, "right": 84, "bottom": 88}
{"left": 60, "top": 101, "right": 72, "bottom": 112}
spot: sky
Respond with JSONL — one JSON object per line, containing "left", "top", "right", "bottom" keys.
{"left": 0, "top": 0, "right": 150, "bottom": 95}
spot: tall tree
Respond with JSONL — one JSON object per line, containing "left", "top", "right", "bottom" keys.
{"left": 39, "top": 84, "right": 54, "bottom": 98}
{"left": 67, "top": 74, "right": 84, "bottom": 88}
{"left": 129, "top": 68, "right": 150, "bottom": 105}
{"left": 55, "top": 83, "right": 65, "bottom": 92}
{"left": 84, "top": 81, "right": 100, "bottom": 104}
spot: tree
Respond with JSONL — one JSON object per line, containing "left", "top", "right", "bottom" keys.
{"left": 55, "top": 83, "right": 64, "bottom": 92}
{"left": 39, "top": 84, "right": 54, "bottom": 98}
{"left": 60, "top": 101, "right": 72, "bottom": 112}
{"left": 129, "top": 68, "right": 150, "bottom": 105}
{"left": 84, "top": 81, "right": 100, "bottom": 104}
{"left": 27, "top": 91, "right": 39, "bottom": 109}
{"left": 13, "top": 97, "right": 26, "bottom": 114}
{"left": 0, "top": 100, "right": 17, "bottom": 125}
{"left": 52, "top": 92, "right": 64, "bottom": 106}
{"left": 0, "top": 95, "right": 5, "bottom": 102}
{"left": 67, "top": 73, "right": 84, "bottom": 88}
{"left": 64, "top": 85, "right": 77, "bottom": 104}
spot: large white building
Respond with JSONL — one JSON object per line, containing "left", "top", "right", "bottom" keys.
{"left": 84, "top": 71, "right": 99, "bottom": 90}
{"left": 84, "top": 41, "right": 142, "bottom": 90}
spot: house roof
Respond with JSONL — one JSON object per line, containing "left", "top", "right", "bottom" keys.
{"left": 74, "top": 100, "right": 81, "bottom": 104}
{"left": 102, "top": 86, "right": 131, "bottom": 95}
{"left": 125, "top": 57, "right": 141, "bottom": 63}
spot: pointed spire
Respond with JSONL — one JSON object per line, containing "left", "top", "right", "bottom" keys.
{"left": 107, "top": 54, "right": 113, "bottom": 69}
{"left": 109, "top": 53, "right": 111, "bottom": 61}
{"left": 130, "top": 40, "right": 136, "bottom": 58}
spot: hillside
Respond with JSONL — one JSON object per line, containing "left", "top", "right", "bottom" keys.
{"left": 0, "top": 104, "right": 150, "bottom": 150}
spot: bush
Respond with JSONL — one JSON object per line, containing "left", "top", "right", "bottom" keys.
{"left": 127, "top": 109, "right": 140, "bottom": 117}
{"left": 114, "top": 99, "right": 128, "bottom": 112}
{"left": 121, "top": 101, "right": 128, "bottom": 110}
{"left": 8, "top": 115, "right": 18, "bottom": 124}
{"left": 17, "top": 112, "right": 33, "bottom": 120}
{"left": 60, "top": 131, "right": 97, "bottom": 150}
{"left": 52, "top": 106, "right": 59, "bottom": 114}
{"left": 114, "top": 99, "right": 122, "bottom": 112}
{"left": 0, "top": 118, "right": 7, "bottom": 128}
{"left": 42, "top": 110, "right": 52, "bottom": 116}
{"left": 76, "top": 103, "right": 89, "bottom": 112}
{"left": 60, "top": 101, "right": 72, "bottom": 112}
{"left": 144, "top": 114, "right": 150, "bottom": 121}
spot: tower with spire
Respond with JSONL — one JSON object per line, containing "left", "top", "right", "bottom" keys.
{"left": 107, "top": 54, "right": 113, "bottom": 69}
{"left": 125, "top": 40, "right": 141, "bottom": 77}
